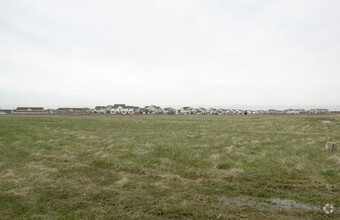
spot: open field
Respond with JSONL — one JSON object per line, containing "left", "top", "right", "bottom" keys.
{"left": 0, "top": 114, "right": 339, "bottom": 219}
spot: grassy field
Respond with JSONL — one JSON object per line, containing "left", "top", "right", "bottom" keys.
{"left": 0, "top": 114, "right": 339, "bottom": 219}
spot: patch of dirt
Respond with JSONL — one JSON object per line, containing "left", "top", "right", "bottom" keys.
{"left": 218, "top": 196, "right": 339, "bottom": 213}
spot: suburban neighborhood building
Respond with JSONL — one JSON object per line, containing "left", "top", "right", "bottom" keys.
{"left": 206, "top": 108, "right": 217, "bottom": 115}
{"left": 163, "top": 107, "right": 176, "bottom": 115}
{"left": 145, "top": 105, "right": 163, "bottom": 114}
{"left": 139, "top": 108, "right": 148, "bottom": 114}
{"left": 196, "top": 107, "right": 207, "bottom": 115}
{"left": 178, "top": 107, "right": 194, "bottom": 115}
{"left": 110, "top": 104, "right": 140, "bottom": 114}
{"left": 309, "top": 109, "right": 329, "bottom": 114}
{"left": 285, "top": 109, "right": 300, "bottom": 114}
{"left": 56, "top": 108, "right": 89, "bottom": 114}
{"left": 93, "top": 106, "right": 107, "bottom": 114}
{"left": 0, "top": 109, "right": 13, "bottom": 114}
{"left": 13, "top": 107, "right": 46, "bottom": 114}
{"left": 1, "top": 105, "right": 337, "bottom": 116}
{"left": 267, "top": 109, "right": 282, "bottom": 114}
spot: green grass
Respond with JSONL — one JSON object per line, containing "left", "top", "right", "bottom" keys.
{"left": 0, "top": 114, "right": 339, "bottom": 219}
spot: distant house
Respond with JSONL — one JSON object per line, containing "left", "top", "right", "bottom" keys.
{"left": 206, "top": 108, "right": 218, "bottom": 115}
{"left": 139, "top": 108, "right": 148, "bottom": 114}
{"left": 217, "top": 109, "right": 227, "bottom": 115}
{"left": 309, "top": 109, "right": 329, "bottom": 114}
{"left": 16, "top": 107, "right": 44, "bottom": 112}
{"left": 224, "top": 109, "right": 232, "bottom": 115}
{"left": 0, "top": 109, "right": 13, "bottom": 115}
{"left": 229, "top": 109, "right": 238, "bottom": 115}
{"left": 285, "top": 109, "right": 300, "bottom": 114}
{"left": 56, "top": 108, "right": 86, "bottom": 114}
{"left": 133, "top": 107, "right": 141, "bottom": 114}
{"left": 236, "top": 109, "right": 245, "bottom": 115}
{"left": 243, "top": 110, "right": 251, "bottom": 115}
{"left": 163, "top": 107, "right": 176, "bottom": 115}
{"left": 145, "top": 105, "right": 163, "bottom": 114}
{"left": 93, "top": 106, "right": 107, "bottom": 114}
{"left": 83, "top": 108, "right": 91, "bottom": 113}
{"left": 111, "top": 104, "right": 139, "bottom": 114}
{"left": 14, "top": 107, "right": 45, "bottom": 114}
{"left": 196, "top": 107, "right": 207, "bottom": 115}
{"left": 298, "top": 109, "right": 307, "bottom": 114}
{"left": 267, "top": 109, "right": 280, "bottom": 114}
{"left": 253, "top": 110, "right": 264, "bottom": 115}
{"left": 179, "top": 107, "right": 194, "bottom": 115}
{"left": 45, "top": 109, "right": 56, "bottom": 114}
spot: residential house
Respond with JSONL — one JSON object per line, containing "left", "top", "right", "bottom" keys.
{"left": 14, "top": 107, "right": 45, "bottom": 114}
{"left": 83, "top": 108, "right": 91, "bottom": 113}
{"left": 56, "top": 108, "right": 86, "bottom": 114}
{"left": 243, "top": 110, "right": 253, "bottom": 115}
{"left": 45, "top": 109, "right": 56, "bottom": 114}
{"left": 111, "top": 104, "right": 138, "bottom": 114}
{"left": 206, "top": 108, "right": 218, "bottom": 115}
{"left": 133, "top": 107, "right": 141, "bottom": 114}
{"left": 179, "top": 107, "right": 194, "bottom": 115}
{"left": 217, "top": 109, "right": 228, "bottom": 115}
{"left": 0, "top": 109, "right": 13, "bottom": 114}
{"left": 139, "top": 108, "right": 148, "bottom": 114}
{"left": 224, "top": 109, "right": 232, "bottom": 115}
{"left": 145, "top": 105, "right": 163, "bottom": 114}
{"left": 16, "top": 107, "right": 44, "bottom": 112}
{"left": 253, "top": 110, "right": 265, "bottom": 115}
{"left": 309, "top": 109, "right": 329, "bottom": 114}
{"left": 195, "top": 107, "right": 207, "bottom": 115}
{"left": 267, "top": 109, "right": 280, "bottom": 114}
{"left": 298, "top": 109, "right": 307, "bottom": 114}
{"left": 163, "top": 107, "right": 176, "bottom": 115}
{"left": 93, "top": 106, "right": 107, "bottom": 114}
{"left": 285, "top": 109, "right": 300, "bottom": 114}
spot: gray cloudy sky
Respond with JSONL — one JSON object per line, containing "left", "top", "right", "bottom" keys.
{"left": 1, "top": 0, "right": 340, "bottom": 109}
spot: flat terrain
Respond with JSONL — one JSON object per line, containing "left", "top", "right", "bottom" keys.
{"left": 0, "top": 115, "right": 339, "bottom": 219}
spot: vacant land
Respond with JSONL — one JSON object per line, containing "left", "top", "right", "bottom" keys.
{"left": 0, "top": 115, "right": 339, "bottom": 219}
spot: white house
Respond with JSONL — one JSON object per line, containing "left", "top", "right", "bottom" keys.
{"left": 309, "top": 109, "right": 329, "bottom": 114}
{"left": 206, "top": 108, "right": 218, "bottom": 115}
{"left": 217, "top": 109, "right": 227, "bottom": 115}
{"left": 195, "top": 107, "right": 207, "bottom": 115}
{"left": 285, "top": 109, "right": 300, "bottom": 114}
{"left": 179, "top": 107, "right": 194, "bottom": 115}
{"left": 111, "top": 104, "right": 138, "bottom": 114}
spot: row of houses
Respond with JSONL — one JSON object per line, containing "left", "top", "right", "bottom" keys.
{"left": 0, "top": 107, "right": 91, "bottom": 115}
{"left": 93, "top": 104, "right": 171, "bottom": 115}
{"left": 0, "top": 106, "right": 333, "bottom": 115}
{"left": 92, "top": 105, "right": 331, "bottom": 115}
{"left": 267, "top": 108, "right": 330, "bottom": 115}
{"left": 92, "top": 104, "right": 246, "bottom": 115}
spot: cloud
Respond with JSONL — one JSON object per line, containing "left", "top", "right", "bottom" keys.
{"left": 0, "top": 0, "right": 340, "bottom": 108}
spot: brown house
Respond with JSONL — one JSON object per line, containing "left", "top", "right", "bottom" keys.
{"left": 56, "top": 108, "right": 88, "bottom": 114}
{"left": 14, "top": 107, "right": 45, "bottom": 114}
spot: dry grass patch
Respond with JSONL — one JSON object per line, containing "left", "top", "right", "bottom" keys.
{"left": 327, "top": 155, "right": 340, "bottom": 165}
{"left": 210, "top": 153, "right": 220, "bottom": 160}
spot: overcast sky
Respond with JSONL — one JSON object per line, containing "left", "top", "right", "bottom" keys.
{"left": 1, "top": 0, "right": 340, "bottom": 109}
